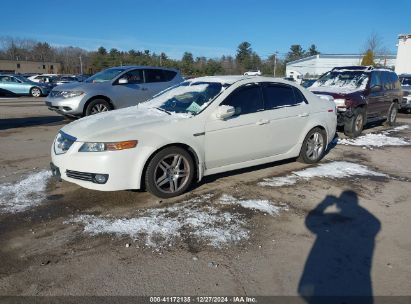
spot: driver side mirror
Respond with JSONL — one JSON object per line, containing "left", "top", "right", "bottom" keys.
{"left": 370, "top": 84, "right": 382, "bottom": 93}
{"left": 214, "top": 105, "right": 236, "bottom": 120}
{"left": 118, "top": 77, "right": 129, "bottom": 85}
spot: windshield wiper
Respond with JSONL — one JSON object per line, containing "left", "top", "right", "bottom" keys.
{"left": 155, "top": 107, "right": 172, "bottom": 115}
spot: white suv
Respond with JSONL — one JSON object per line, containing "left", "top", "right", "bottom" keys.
{"left": 45, "top": 66, "right": 183, "bottom": 117}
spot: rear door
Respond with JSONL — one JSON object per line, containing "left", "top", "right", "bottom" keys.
{"left": 367, "top": 71, "right": 384, "bottom": 118}
{"left": 262, "top": 83, "right": 311, "bottom": 155}
{"left": 380, "top": 72, "right": 395, "bottom": 116}
{"left": 143, "top": 69, "right": 177, "bottom": 97}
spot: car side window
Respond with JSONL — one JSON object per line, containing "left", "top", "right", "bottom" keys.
{"left": 390, "top": 73, "right": 400, "bottom": 90}
{"left": 262, "top": 83, "right": 299, "bottom": 109}
{"left": 381, "top": 72, "right": 392, "bottom": 90}
{"left": 121, "top": 69, "right": 143, "bottom": 84}
{"left": 220, "top": 84, "right": 264, "bottom": 116}
{"left": 163, "top": 70, "right": 177, "bottom": 82}
{"left": 145, "top": 69, "right": 166, "bottom": 83}
{"left": 369, "top": 72, "right": 382, "bottom": 88}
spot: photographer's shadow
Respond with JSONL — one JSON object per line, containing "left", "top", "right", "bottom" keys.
{"left": 298, "top": 191, "right": 381, "bottom": 304}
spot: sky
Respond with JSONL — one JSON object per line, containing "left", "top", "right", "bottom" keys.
{"left": 1, "top": 0, "right": 410, "bottom": 59}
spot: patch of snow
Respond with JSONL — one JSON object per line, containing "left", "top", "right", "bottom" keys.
{"left": 338, "top": 133, "right": 409, "bottom": 147}
{"left": 67, "top": 201, "right": 249, "bottom": 248}
{"left": 384, "top": 125, "right": 409, "bottom": 133}
{"left": 259, "top": 161, "right": 387, "bottom": 187}
{"left": 0, "top": 170, "right": 52, "bottom": 213}
{"left": 67, "top": 193, "right": 288, "bottom": 248}
{"left": 219, "top": 194, "right": 287, "bottom": 215}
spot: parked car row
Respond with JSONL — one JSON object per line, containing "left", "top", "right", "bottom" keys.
{"left": 0, "top": 73, "right": 92, "bottom": 97}
{"left": 0, "top": 74, "right": 52, "bottom": 97}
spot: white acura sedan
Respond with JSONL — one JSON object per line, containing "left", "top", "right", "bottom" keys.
{"left": 51, "top": 76, "right": 337, "bottom": 198}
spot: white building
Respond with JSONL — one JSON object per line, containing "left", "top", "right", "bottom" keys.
{"left": 395, "top": 34, "right": 411, "bottom": 75}
{"left": 286, "top": 54, "right": 396, "bottom": 78}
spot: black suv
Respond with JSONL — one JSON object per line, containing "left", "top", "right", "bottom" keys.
{"left": 310, "top": 66, "right": 403, "bottom": 137}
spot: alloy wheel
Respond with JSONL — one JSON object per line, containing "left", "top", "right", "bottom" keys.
{"left": 390, "top": 107, "right": 397, "bottom": 122}
{"left": 31, "top": 88, "right": 41, "bottom": 97}
{"left": 154, "top": 154, "right": 190, "bottom": 194}
{"left": 306, "top": 132, "right": 324, "bottom": 161}
{"left": 90, "top": 103, "right": 109, "bottom": 114}
{"left": 354, "top": 113, "right": 363, "bottom": 132}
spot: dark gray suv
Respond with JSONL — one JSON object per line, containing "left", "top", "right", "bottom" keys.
{"left": 46, "top": 66, "right": 183, "bottom": 117}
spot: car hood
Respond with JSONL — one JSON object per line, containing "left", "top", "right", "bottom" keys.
{"left": 52, "top": 81, "right": 106, "bottom": 91}
{"left": 61, "top": 106, "right": 192, "bottom": 142}
{"left": 309, "top": 85, "right": 365, "bottom": 96}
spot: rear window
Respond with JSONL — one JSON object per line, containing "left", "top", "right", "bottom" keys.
{"left": 262, "top": 83, "right": 299, "bottom": 109}
{"left": 144, "top": 69, "right": 176, "bottom": 83}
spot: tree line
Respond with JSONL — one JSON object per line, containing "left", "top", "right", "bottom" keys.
{"left": 0, "top": 36, "right": 321, "bottom": 76}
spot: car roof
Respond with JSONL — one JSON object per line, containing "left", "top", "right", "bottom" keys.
{"left": 108, "top": 65, "right": 179, "bottom": 72}
{"left": 187, "top": 75, "right": 297, "bottom": 86}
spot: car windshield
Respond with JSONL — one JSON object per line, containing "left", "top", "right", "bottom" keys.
{"left": 313, "top": 71, "right": 369, "bottom": 89}
{"left": 13, "top": 75, "right": 29, "bottom": 83}
{"left": 85, "top": 68, "right": 126, "bottom": 83}
{"left": 141, "top": 81, "right": 224, "bottom": 115}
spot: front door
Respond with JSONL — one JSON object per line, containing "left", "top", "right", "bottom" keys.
{"left": 113, "top": 69, "right": 148, "bottom": 108}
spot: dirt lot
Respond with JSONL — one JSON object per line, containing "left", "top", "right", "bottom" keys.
{"left": 0, "top": 97, "right": 410, "bottom": 300}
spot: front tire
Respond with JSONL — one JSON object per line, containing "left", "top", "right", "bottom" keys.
{"left": 85, "top": 99, "right": 111, "bottom": 116}
{"left": 298, "top": 128, "right": 327, "bottom": 164}
{"left": 386, "top": 103, "right": 398, "bottom": 126}
{"left": 30, "top": 87, "right": 42, "bottom": 97}
{"left": 344, "top": 108, "right": 365, "bottom": 138}
{"left": 145, "top": 147, "right": 195, "bottom": 198}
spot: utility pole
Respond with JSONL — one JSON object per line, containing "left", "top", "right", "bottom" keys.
{"left": 273, "top": 51, "right": 279, "bottom": 77}
{"left": 79, "top": 55, "right": 83, "bottom": 75}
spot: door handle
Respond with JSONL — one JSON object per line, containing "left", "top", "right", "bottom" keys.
{"left": 298, "top": 113, "right": 309, "bottom": 117}
{"left": 256, "top": 119, "right": 269, "bottom": 125}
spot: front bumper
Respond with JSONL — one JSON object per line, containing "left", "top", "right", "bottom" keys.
{"left": 45, "top": 94, "right": 86, "bottom": 116}
{"left": 336, "top": 108, "right": 354, "bottom": 126}
{"left": 51, "top": 141, "right": 152, "bottom": 191}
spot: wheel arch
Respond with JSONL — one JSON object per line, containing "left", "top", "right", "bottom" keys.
{"left": 139, "top": 142, "right": 201, "bottom": 190}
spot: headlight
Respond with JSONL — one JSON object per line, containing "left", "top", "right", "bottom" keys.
{"left": 79, "top": 140, "right": 138, "bottom": 152}
{"left": 51, "top": 91, "right": 84, "bottom": 99}
{"left": 333, "top": 98, "right": 346, "bottom": 107}
{"left": 54, "top": 131, "right": 77, "bottom": 155}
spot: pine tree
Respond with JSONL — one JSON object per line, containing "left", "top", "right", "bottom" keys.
{"left": 361, "top": 49, "right": 375, "bottom": 66}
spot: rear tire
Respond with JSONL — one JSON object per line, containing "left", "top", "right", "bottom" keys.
{"left": 386, "top": 103, "right": 398, "bottom": 126}
{"left": 85, "top": 99, "right": 111, "bottom": 116}
{"left": 30, "top": 87, "right": 42, "bottom": 97}
{"left": 344, "top": 108, "right": 365, "bottom": 138}
{"left": 298, "top": 127, "right": 327, "bottom": 164}
{"left": 145, "top": 146, "right": 195, "bottom": 198}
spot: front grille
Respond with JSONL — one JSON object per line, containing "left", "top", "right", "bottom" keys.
{"left": 66, "top": 170, "right": 94, "bottom": 182}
